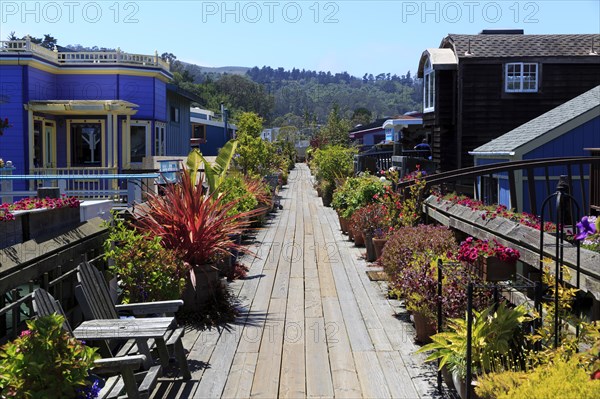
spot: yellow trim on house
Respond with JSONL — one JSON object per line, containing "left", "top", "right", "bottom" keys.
{"left": 66, "top": 119, "right": 106, "bottom": 167}
{"left": 122, "top": 119, "right": 152, "bottom": 169}
{"left": 0, "top": 58, "right": 171, "bottom": 82}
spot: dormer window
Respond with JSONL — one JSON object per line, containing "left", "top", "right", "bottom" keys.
{"left": 423, "top": 58, "right": 435, "bottom": 112}
{"left": 505, "top": 62, "right": 538, "bottom": 92}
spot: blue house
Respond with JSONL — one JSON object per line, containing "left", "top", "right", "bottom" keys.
{"left": 190, "top": 107, "right": 236, "bottom": 156}
{"left": 0, "top": 37, "right": 197, "bottom": 179}
{"left": 470, "top": 85, "right": 600, "bottom": 214}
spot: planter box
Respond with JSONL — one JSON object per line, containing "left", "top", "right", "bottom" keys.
{"left": 25, "top": 206, "right": 81, "bottom": 241}
{"left": 424, "top": 196, "right": 600, "bottom": 299}
{"left": 0, "top": 206, "right": 80, "bottom": 249}
{"left": 0, "top": 218, "right": 22, "bottom": 249}
{"left": 472, "top": 257, "right": 516, "bottom": 282}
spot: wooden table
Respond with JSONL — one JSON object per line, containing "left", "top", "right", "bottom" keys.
{"left": 74, "top": 317, "right": 176, "bottom": 369}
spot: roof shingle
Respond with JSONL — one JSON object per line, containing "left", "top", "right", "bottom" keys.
{"left": 443, "top": 34, "right": 600, "bottom": 58}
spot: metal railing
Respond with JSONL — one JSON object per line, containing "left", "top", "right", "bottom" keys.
{"left": 398, "top": 156, "right": 600, "bottom": 216}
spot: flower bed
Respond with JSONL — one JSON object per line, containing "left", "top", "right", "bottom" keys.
{"left": 424, "top": 195, "right": 600, "bottom": 299}
{"left": 0, "top": 196, "right": 81, "bottom": 249}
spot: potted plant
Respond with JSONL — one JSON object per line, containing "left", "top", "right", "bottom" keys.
{"left": 417, "top": 302, "right": 529, "bottom": 398}
{"left": 103, "top": 218, "right": 188, "bottom": 304}
{"left": 134, "top": 159, "right": 257, "bottom": 311}
{"left": 0, "top": 314, "right": 101, "bottom": 398}
{"left": 456, "top": 237, "right": 520, "bottom": 281}
{"left": 372, "top": 227, "right": 390, "bottom": 259}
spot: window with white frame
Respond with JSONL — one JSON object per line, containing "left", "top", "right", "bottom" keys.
{"left": 155, "top": 122, "right": 166, "bottom": 156}
{"left": 423, "top": 59, "right": 435, "bottom": 112}
{"left": 505, "top": 62, "right": 538, "bottom": 92}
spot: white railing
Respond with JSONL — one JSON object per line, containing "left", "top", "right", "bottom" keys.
{"left": 1, "top": 168, "right": 159, "bottom": 205}
{"left": 0, "top": 39, "right": 169, "bottom": 72}
{"left": 32, "top": 167, "right": 120, "bottom": 200}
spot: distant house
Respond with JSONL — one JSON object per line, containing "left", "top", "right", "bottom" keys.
{"left": 165, "top": 84, "right": 202, "bottom": 157}
{"left": 349, "top": 119, "right": 387, "bottom": 151}
{"left": 0, "top": 37, "right": 174, "bottom": 175}
{"left": 261, "top": 128, "right": 280, "bottom": 142}
{"left": 417, "top": 30, "right": 600, "bottom": 172}
{"left": 350, "top": 115, "right": 424, "bottom": 152}
{"left": 189, "top": 107, "right": 236, "bottom": 156}
{"left": 470, "top": 85, "right": 600, "bottom": 214}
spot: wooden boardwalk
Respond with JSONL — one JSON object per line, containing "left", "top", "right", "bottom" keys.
{"left": 152, "top": 164, "right": 440, "bottom": 399}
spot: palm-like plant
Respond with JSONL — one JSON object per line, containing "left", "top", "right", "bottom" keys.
{"left": 186, "top": 140, "right": 238, "bottom": 193}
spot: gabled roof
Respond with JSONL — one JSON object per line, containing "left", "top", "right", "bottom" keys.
{"left": 442, "top": 33, "right": 600, "bottom": 58}
{"left": 417, "top": 48, "right": 457, "bottom": 77}
{"left": 470, "top": 85, "right": 600, "bottom": 156}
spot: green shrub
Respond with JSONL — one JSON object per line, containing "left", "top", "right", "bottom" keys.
{"left": 103, "top": 218, "right": 187, "bottom": 304}
{"left": 219, "top": 174, "right": 259, "bottom": 216}
{"left": 312, "top": 145, "right": 356, "bottom": 184}
{"left": 331, "top": 175, "right": 385, "bottom": 219}
{"left": 0, "top": 314, "right": 99, "bottom": 398}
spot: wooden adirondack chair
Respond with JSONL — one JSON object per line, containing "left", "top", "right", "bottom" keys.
{"left": 32, "top": 288, "right": 162, "bottom": 399}
{"left": 75, "top": 262, "right": 191, "bottom": 379}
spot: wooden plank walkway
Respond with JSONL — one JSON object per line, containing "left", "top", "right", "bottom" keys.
{"left": 153, "top": 164, "right": 440, "bottom": 398}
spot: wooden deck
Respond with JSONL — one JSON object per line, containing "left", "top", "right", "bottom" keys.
{"left": 152, "top": 164, "right": 440, "bottom": 398}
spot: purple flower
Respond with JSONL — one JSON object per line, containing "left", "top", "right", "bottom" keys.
{"left": 575, "top": 216, "right": 597, "bottom": 241}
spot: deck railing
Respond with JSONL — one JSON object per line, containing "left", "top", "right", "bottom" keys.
{"left": 0, "top": 39, "right": 169, "bottom": 71}
{"left": 1, "top": 169, "right": 160, "bottom": 205}
{"left": 398, "top": 156, "right": 600, "bottom": 216}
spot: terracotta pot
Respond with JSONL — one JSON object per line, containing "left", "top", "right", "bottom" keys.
{"left": 413, "top": 311, "right": 436, "bottom": 344}
{"left": 372, "top": 237, "right": 387, "bottom": 259}
{"left": 182, "top": 264, "right": 221, "bottom": 312}
{"left": 340, "top": 217, "right": 349, "bottom": 235}
{"left": 474, "top": 257, "right": 516, "bottom": 281}
{"left": 363, "top": 232, "right": 376, "bottom": 262}
{"left": 353, "top": 230, "right": 365, "bottom": 247}
{"left": 348, "top": 226, "right": 355, "bottom": 241}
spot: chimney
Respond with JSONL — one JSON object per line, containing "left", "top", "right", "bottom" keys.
{"left": 479, "top": 29, "right": 524, "bottom": 35}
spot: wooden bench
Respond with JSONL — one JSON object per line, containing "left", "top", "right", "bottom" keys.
{"left": 75, "top": 262, "right": 191, "bottom": 379}
{"left": 32, "top": 288, "right": 162, "bottom": 399}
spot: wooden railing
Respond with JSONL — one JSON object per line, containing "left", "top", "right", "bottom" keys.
{"left": 0, "top": 39, "right": 169, "bottom": 71}
{"left": 0, "top": 236, "right": 107, "bottom": 343}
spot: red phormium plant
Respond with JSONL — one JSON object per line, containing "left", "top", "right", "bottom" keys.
{"left": 134, "top": 167, "right": 258, "bottom": 278}
{"left": 455, "top": 237, "right": 521, "bottom": 264}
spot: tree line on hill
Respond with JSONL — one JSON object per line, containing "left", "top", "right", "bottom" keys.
{"left": 166, "top": 55, "right": 423, "bottom": 128}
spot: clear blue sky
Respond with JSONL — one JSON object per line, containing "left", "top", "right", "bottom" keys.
{"left": 2, "top": 0, "right": 599, "bottom": 77}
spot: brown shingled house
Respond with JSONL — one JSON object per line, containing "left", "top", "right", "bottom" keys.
{"left": 416, "top": 30, "right": 600, "bottom": 172}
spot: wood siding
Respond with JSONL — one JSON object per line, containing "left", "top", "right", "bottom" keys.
{"left": 165, "top": 91, "right": 192, "bottom": 156}
{"left": 432, "top": 59, "right": 600, "bottom": 171}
